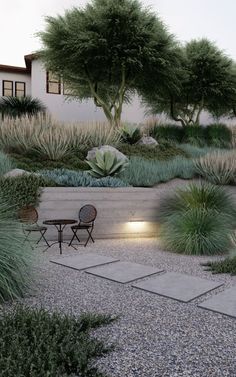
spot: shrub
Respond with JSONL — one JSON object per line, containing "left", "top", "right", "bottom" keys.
{"left": 121, "top": 157, "right": 196, "bottom": 187}
{"left": 40, "top": 169, "right": 129, "bottom": 187}
{"left": 205, "top": 123, "right": 232, "bottom": 148}
{"left": 158, "top": 183, "right": 235, "bottom": 255}
{"left": 149, "top": 124, "right": 184, "bottom": 143}
{"left": 0, "top": 96, "right": 45, "bottom": 119}
{"left": 86, "top": 151, "right": 128, "bottom": 178}
{"left": 0, "top": 151, "right": 14, "bottom": 176}
{"left": 203, "top": 256, "right": 236, "bottom": 275}
{"left": 0, "top": 306, "right": 114, "bottom": 376}
{"left": 183, "top": 125, "right": 207, "bottom": 146}
{"left": 0, "top": 196, "right": 32, "bottom": 301}
{"left": 194, "top": 150, "right": 236, "bottom": 185}
{"left": 119, "top": 124, "right": 141, "bottom": 144}
{"left": 0, "top": 174, "right": 55, "bottom": 209}
{"left": 118, "top": 143, "right": 188, "bottom": 160}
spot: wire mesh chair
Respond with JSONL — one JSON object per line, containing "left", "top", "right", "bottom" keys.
{"left": 69, "top": 204, "right": 97, "bottom": 247}
{"left": 18, "top": 205, "right": 50, "bottom": 248}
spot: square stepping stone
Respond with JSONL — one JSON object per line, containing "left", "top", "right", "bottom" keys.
{"left": 86, "top": 261, "right": 163, "bottom": 283}
{"left": 132, "top": 272, "right": 222, "bottom": 303}
{"left": 199, "top": 286, "right": 236, "bottom": 318}
{"left": 50, "top": 253, "right": 119, "bottom": 270}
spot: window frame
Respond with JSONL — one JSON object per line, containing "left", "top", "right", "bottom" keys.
{"left": 2, "top": 80, "right": 14, "bottom": 96}
{"left": 15, "top": 81, "right": 26, "bottom": 97}
{"left": 46, "top": 71, "right": 61, "bottom": 95}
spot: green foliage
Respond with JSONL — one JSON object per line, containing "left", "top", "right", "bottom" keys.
{"left": 194, "top": 150, "right": 236, "bottom": 185}
{"left": 149, "top": 124, "right": 184, "bottom": 143}
{"left": 40, "top": 169, "right": 129, "bottom": 187}
{"left": 39, "top": 0, "right": 180, "bottom": 126}
{"left": 203, "top": 256, "right": 236, "bottom": 275}
{"left": 183, "top": 125, "right": 207, "bottom": 146}
{"left": 118, "top": 143, "right": 187, "bottom": 160}
{"left": 205, "top": 123, "right": 232, "bottom": 148}
{"left": 0, "top": 196, "right": 32, "bottom": 301}
{"left": 87, "top": 151, "right": 128, "bottom": 178}
{"left": 0, "top": 306, "right": 115, "bottom": 376}
{"left": 121, "top": 156, "right": 196, "bottom": 187}
{"left": 143, "top": 38, "right": 236, "bottom": 126}
{"left": 9, "top": 151, "right": 88, "bottom": 172}
{"left": 0, "top": 96, "right": 45, "bottom": 118}
{"left": 0, "top": 174, "right": 55, "bottom": 209}
{"left": 119, "top": 124, "right": 141, "bottom": 144}
{"left": 158, "top": 183, "right": 235, "bottom": 255}
{"left": 0, "top": 151, "right": 14, "bottom": 176}
{"left": 178, "top": 144, "right": 216, "bottom": 158}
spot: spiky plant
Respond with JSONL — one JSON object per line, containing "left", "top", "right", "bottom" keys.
{"left": 0, "top": 194, "right": 32, "bottom": 301}
{"left": 0, "top": 96, "right": 46, "bottom": 119}
{"left": 119, "top": 124, "right": 141, "bottom": 144}
{"left": 194, "top": 150, "right": 236, "bottom": 185}
{"left": 86, "top": 151, "right": 128, "bottom": 178}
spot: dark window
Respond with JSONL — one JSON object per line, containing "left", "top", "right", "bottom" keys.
{"left": 2, "top": 80, "right": 13, "bottom": 96}
{"left": 46, "top": 71, "right": 61, "bottom": 94}
{"left": 15, "top": 81, "right": 26, "bottom": 97}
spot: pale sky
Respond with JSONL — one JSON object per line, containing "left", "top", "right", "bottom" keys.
{"left": 1, "top": 0, "right": 236, "bottom": 67}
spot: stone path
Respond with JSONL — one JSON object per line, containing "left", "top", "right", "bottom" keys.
{"left": 50, "top": 253, "right": 119, "bottom": 270}
{"left": 132, "top": 272, "right": 222, "bottom": 303}
{"left": 51, "top": 252, "right": 236, "bottom": 317}
{"left": 86, "top": 261, "right": 163, "bottom": 283}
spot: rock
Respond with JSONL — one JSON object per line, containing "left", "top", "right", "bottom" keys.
{"left": 136, "top": 136, "right": 158, "bottom": 146}
{"left": 4, "top": 168, "right": 31, "bottom": 178}
{"left": 86, "top": 145, "right": 128, "bottom": 161}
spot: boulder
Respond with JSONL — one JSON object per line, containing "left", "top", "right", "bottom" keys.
{"left": 4, "top": 168, "right": 31, "bottom": 178}
{"left": 136, "top": 136, "right": 158, "bottom": 146}
{"left": 86, "top": 145, "right": 128, "bottom": 161}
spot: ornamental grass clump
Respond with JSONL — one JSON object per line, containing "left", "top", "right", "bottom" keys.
{"left": 158, "top": 183, "right": 235, "bottom": 255}
{"left": 194, "top": 150, "right": 236, "bottom": 185}
{"left": 0, "top": 196, "right": 32, "bottom": 301}
{"left": 0, "top": 151, "right": 14, "bottom": 176}
{"left": 0, "top": 306, "right": 114, "bottom": 376}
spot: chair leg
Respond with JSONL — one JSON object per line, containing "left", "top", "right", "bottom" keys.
{"left": 69, "top": 229, "right": 80, "bottom": 246}
{"left": 39, "top": 230, "right": 50, "bottom": 247}
{"left": 84, "top": 228, "right": 94, "bottom": 247}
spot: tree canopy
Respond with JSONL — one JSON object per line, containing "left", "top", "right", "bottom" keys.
{"left": 142, "top": 39, "right": 236, "bottom": 126}
{"left": 39, "top": 0, "right": 181, "bottom": 126}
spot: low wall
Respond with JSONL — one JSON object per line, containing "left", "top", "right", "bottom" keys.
{"left": 38, "top": 185, "right": 236, "bottom": 240}
{"left": 38, "top": 187, "right": 166, "bottom": 240}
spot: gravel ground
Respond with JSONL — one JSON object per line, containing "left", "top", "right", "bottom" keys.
{"left": 5, "top": 238, "right": 236, "bottom": 377}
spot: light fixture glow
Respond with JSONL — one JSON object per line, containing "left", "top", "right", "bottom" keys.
{"left": 127, "top": 221, "right": 147, "bottom": 232}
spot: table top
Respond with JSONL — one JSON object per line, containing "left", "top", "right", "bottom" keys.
{"left": 43, "top": 219, "right": 78, "bottom": 226}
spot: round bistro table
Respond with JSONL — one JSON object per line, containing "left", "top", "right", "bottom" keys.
{"left": 43, "top": 219, "right": 78, "bottom": 254}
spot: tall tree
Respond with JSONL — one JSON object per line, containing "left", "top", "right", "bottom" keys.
{"left": 39, "top": 0, "right": 181, "bottom": 127}
{"left": 142, "top": 39, "right": 236, "bottom": 126}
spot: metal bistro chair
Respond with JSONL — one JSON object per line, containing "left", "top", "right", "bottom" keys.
{"left": 18, "top": 205, "right": 50, "bottom": 248}
{"left": 69, "top": 204, "right": 97, "bottom": 247}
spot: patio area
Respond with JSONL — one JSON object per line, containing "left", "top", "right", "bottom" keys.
{"left": 15, "top": 238, "right": 236, "bottom": 377}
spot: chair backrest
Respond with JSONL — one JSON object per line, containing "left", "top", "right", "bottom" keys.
{"left": 18, "top": 206, "right": 38, "bottom": 224}
{"left": 79, "top": 205, "right": 97, "bottom": 224}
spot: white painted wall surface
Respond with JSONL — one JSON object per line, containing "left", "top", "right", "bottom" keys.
{"left": 0, "top": 71, "right": 31, "bottom": 96}
{"left": 31, "top": 59, "right": 147, "bottom": 123}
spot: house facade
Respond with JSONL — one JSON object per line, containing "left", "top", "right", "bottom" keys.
{"left": 0, "top": 54, "right": 146, "bottom": 123}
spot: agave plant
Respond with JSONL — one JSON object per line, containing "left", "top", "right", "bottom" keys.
{"left": 0, "top": 96, "right": 46, "bottom": 119}
{"left": 86, "top": 151, "right": 128, "bottom": 178}
{"left": 119, "top": 124, "right": 141, "bottom": 144}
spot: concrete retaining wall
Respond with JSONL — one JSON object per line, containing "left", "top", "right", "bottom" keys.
{"left": 38, "top": 187, "right": 165, "bottom": 240}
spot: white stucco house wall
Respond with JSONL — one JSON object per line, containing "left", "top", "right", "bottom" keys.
{"left": 0, "top": 54, "right": 146, "bottom": 123}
